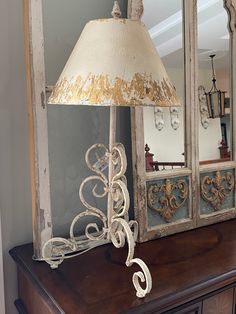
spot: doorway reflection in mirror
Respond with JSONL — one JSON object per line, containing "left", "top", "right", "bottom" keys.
{"left": 142, "top": 0, "right": 185, "bottom": 172}
{"left": 198, "top": 0, "right": 231, "bottom": 165}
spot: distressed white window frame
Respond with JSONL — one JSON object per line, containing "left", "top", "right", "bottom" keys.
{"left": 23, "top": 0, "right": 52, "bottom": 259}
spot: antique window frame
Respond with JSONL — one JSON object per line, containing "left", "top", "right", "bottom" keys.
{"left": 23, "top": 0, "right": 52, "bottom": 259}
{"left": 130, "top": 0, "right": 236, "bottom": 242}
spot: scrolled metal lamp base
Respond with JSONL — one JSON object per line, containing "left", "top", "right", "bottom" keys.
{"left": 41, "top": 141, "right": 152, "bottom": 298}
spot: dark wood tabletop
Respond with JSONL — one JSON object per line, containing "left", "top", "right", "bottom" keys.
{"left": 10, "top": 219, "right": 236, "bottom": 314}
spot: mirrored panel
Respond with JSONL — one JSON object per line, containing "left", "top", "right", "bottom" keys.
{"left": 198, "top": 0, "right": 231, "bottom": 165}
{"left": 142, "top": 0, "right": 185, "bottom": 173}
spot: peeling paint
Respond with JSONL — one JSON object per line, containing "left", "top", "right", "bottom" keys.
{"left": 49, "top": 73, "right": 180, "bottom": 107}
{"left": 40, "top": 208, "right": 46, "bottom": 231}
{"left": 41, "top": 91, "right": 45, "bottom": 109}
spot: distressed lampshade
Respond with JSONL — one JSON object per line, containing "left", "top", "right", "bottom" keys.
{"left": 48, "top": 18, "right": 180, "bottom": 107}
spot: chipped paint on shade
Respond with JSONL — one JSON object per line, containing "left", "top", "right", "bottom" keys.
{"left": 48, "top": 18, "right": 181, "bottom": 107}
{"left": 49, "top": 73, "right": 179, "bottom": 106}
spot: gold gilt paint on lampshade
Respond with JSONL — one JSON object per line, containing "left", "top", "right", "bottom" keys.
{"left": 48, "top": 18, "right": 180, "bottom": 107}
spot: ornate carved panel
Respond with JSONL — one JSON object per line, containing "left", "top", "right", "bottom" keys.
{"left": 224, "top": 0, "right": 236, "bottom": 34}
{"left": 146, "top": 176, "right": 189, "bottom": 227}
{"left": 200, "top": 169, "right": 235, "bottom": 214}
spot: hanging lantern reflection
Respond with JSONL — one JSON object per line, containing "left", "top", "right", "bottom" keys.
{"left": 205, "top": 54, "right": 226, "bottom": 119}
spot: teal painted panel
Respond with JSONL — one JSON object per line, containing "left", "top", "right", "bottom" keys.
{"left": 200, "top": 169, "right": 235, "bottom": 215}
{"left": 146, "top": 176, "right": 190, "bottom": 228}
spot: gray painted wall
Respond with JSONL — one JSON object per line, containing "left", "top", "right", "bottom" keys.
{"left": 0, "top": 215, "right": 5, "bottom": 313}
{"left": 0, "top": 1, "right": 32, "bottom": 313}
{"left": 0, "top": 0, "right": 130, "bottom": 313}
{"left": 43, "top": 0, "right": 128, "bottom": 86}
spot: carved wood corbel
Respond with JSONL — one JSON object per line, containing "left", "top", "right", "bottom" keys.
{"left": 154, "top": 107, "right": 164, "bottom": 131}
{"left": 170, "top": 107, "right": 180, "bottom": 130}
{"left": 224, "top": 0, "right": 236, "bottom": 33}
{"left": 198, "top": 85, "right": 210, "bottom": 129}
{"left": 128, "top": 0, "right": 144, "bottom": 20}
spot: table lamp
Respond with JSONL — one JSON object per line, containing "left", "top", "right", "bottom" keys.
{"left": 42, "top": 1, "right": 180, "bottom": 298}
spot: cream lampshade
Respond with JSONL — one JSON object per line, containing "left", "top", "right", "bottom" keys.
{"left": 44, "top": 1, "right": 180, "bottom": 299}
{"left": 48, "top": 18, "right": 180, "bottom": 107}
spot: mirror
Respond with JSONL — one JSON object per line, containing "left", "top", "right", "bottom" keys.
{"left": 198, "top": 0, "right": 231, "bottom": 165}
{"left": 142, "top": 0, "right": 186, "bottom": 172}
{"left": 130, "top": 0, "right": 236, "bottom": 243}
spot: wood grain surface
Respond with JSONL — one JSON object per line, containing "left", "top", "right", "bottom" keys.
{"left": 10, "top": 219, "right": 236, "bottom": 313}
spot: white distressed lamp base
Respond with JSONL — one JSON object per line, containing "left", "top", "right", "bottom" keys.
{"left": 41, "top": 139, "right": 152, "bottom": 298}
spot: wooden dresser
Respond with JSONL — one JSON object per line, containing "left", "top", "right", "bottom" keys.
{"left": 10, "top": 219, "right": 236, "bottom": 314}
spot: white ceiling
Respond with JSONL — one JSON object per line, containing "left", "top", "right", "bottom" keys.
{"left": 142, "top": 0, "right": 229, "bottom": 70}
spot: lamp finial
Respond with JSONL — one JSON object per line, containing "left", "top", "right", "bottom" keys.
{"left": 112, "top": 1, "right": 122, "bottom": 19}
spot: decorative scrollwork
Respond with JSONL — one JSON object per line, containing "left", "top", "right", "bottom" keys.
{"left": 154, "top": 107, "right": 164, "bottom": 131}
{"left": 110, "top": 217, "right": 152, "bottom": 298}
{"left": 128, "top": 0, "right": 144, "bottom": 20}
{"left": 147, "top": 178, "right": 189, "bottom": 222}
{"left": 170, "top": 107, "right": 180, "bottom": 130}
{"left": 154, "top": 106, "right": 181, "bottom": 131}
{"left": 201, "top": 170, "right": 235, "bottom": 211}
{"left": 42, "top": 143, "right": 110, "bottom": 268}
{"left": 42, "top": 142, "right": 152, "bottom": 298}
{"left": 42, "top": 237, "right": 77, "bottom": 269}
{"left": 198, "top": 85, "right": 210, "bottom": 129}
{"left": 224, "top": 0, "right": 236, "bottom": 34}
